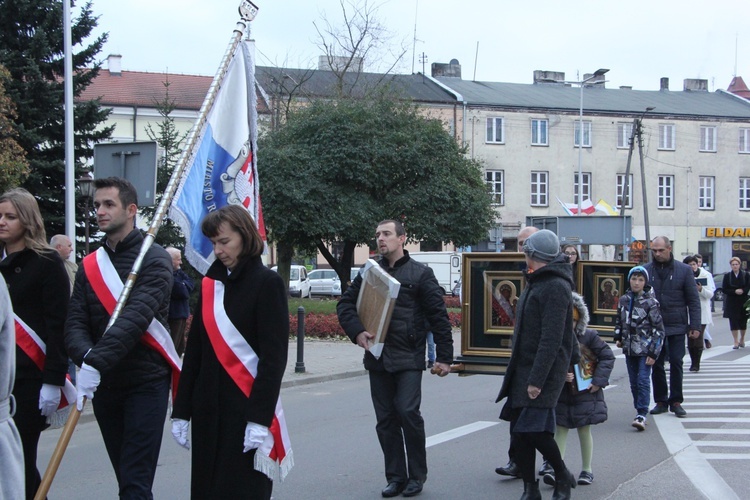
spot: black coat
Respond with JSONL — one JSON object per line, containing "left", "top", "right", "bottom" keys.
{"left": 555, "top": 329, "right": 614, "bottom": 428}
{"left": 722, "top": 270, "right": 750, "bottom": 324}
{"left": 645, "top": 256, "right": 701, "bottom": 336}
{"left": 497, "top": 256, "right": 577, "bottom": 409}
{"left": 0, "top": 248, "right": 69, "bottom": 385}
{"left": 337, "top": 251, "right": 453, "bottom": 372}
{"left": 64, "top": 230, "right": 173, "bottom": 387}
{"left": 172, "top": 255, "right": 289, "bottom": 498}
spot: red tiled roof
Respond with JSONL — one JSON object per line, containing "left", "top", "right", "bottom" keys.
{"left": 728, "top": 76, "right": 750, "bottom": 99}
{"left": 78, "top": 70, "right": 212, "bottom": 110}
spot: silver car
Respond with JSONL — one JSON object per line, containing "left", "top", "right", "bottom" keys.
{"left": 308, "top": 269, "right": 341, "bottom": 296}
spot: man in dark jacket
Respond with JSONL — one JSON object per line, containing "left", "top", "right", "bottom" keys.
{"left": 165, "top": 246, "right": 194, "bottom": 357}
{"left": 65, "top": 177, "right": 174, "bottom": 498}
{"left": 645, "top": 236, "right": 701, "bottom": 418}
{"left": 337, "top": 219, "right": 453, "bottom": 498}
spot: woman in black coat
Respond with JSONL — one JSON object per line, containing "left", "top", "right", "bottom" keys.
{"left": 0, "top": 188, "right": 69, "bottom": 499}
{"left": 171, "top": 205, "right": 290, "bottom": 500}
{"left": 722, "top": 257, "right": 749, "bottom": 349}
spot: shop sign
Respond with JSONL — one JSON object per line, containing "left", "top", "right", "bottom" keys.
{"left": 705, "top": 227, "right": 750, "bottom": 238}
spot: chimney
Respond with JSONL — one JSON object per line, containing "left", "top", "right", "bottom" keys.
{"left": 318, "top": 55, "right": 363, "bottom": 73}
{"left": 660, "top": 77, "right": 669, "bottom": 91}
{"left": 431, "top": 59, "right": 462, "bottom": 78}
{"left": 683, "top": 78, "right": 708, "bottom": 91}
{"left": 533, "top": 70, "right": 566, "bottom": 84}
{"left": 107, "top": 54, "right": 122, "bottom": 75}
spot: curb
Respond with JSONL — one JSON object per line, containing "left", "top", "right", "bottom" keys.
{"left": 281, "top": 369, "right": 367, "bottom": 388}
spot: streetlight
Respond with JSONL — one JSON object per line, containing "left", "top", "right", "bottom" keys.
{"left": 574, "top": 68, "right": 609, "bottom": 216}
{"left": 77, "top": 172, "right": 95, "bottom": 255}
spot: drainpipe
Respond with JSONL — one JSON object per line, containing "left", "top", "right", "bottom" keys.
{"left": 132, "top": 105, "right": 138, "bottom": 141}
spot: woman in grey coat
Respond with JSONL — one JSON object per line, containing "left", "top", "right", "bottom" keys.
{"left": 0, "top": 273, "right": 24, "bottom": 498}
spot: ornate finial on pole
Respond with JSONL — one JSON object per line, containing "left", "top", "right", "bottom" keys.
{"left": 239, "top": 1, "right": 259, "bottom": 21}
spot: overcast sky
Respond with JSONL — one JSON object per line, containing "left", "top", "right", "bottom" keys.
{"left": 87, "top": 0, "right": 748, "bottom": 92}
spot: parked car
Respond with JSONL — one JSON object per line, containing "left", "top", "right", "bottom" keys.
{"left": 308, "top": 269, "right": 341, "bottom": 296}
{"left": 271, "top": 265, "right": 311, "bottom": 298}
{"left": 350, "top": 267, "right": 362, "bottom": 281}
{"left": 713, "top": 272, "right": 725, "bottom": 301}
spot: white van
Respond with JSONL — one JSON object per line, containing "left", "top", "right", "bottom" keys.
{"left": 271, "top": 265, "right": 311, "bottom": 298}
{"left": 408, "top": 252, "right": 462, "bottom": 295}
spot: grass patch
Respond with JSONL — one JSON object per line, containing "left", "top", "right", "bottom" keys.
{"left": 288, "top": 297, "right": 339, "bottom": 315}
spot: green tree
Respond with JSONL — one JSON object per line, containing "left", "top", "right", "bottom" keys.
{"left": 258, "top": 95, "right": 495, "bottom": 290}
{"left": 144, "top": 76, "right": 187, "bottom": 248}
{"left": 0, "top": 0, "right": 112, "bottom": 235}
{"left": 0, "top": 64, "right": 29, "bottom": 192}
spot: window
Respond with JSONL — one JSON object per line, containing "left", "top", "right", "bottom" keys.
{"left": 617, "top": 122, "right": 633, "bottom": 149}
{"left": 486, "top": 170, "right": 504, "bottom": 205}
{"left": 659, "top": 124, "right": 675, "bottom": 150}
{"left": 740, "top": 178, "right": 750, "bottom": 210}
{"left": 616, "top": 174, "right": 633, "bottom": 209}
{"left": 486, "top": 117, "right": 504, "bottom": 144}
{"left": 574, "top": 121, "right": 592, "bottom": 147}
{"left": 740, "top": 128, "right": 750, "bottom": 153}
{"left": 657, "top": 175, "right": 674, "bottom": 209}
{"left": 573, "top": 172, "right": 591, "bottom": 205}
{"left": 530, "top": 171, "right": 548, "bottom": 206}
{"left": 531, "top": 119, "right": 548, "bottom": 146}
{"left": 700, "top": 126, "right": 717, "bottom": 152}
{"left": 698, "top": 176, "right": 714, "bottom": 210}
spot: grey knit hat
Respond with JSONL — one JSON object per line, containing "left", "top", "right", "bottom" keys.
{"left": 523, "top": 229, "right": 560, "bottom": 263}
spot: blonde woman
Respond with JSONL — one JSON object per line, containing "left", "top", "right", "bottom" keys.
{"left": 0, "top": 188, "right": 70, "bottom": 498}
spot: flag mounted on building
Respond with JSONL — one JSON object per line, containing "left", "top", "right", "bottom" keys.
{"left": 170, "top": 40, "right": 264, "bottom": 274}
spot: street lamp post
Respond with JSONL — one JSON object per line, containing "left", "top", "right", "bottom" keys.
{"left": 575, "top": 68, "right": 609, "bottom": 216}
{"left": 77, "top": 173, "right": 95, "bottom": 255}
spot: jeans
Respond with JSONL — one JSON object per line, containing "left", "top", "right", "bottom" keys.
{"left": 92, "top": 377, "right": 169, "bottom": 500}
{"left": 651, "top": 334, "right": 686, "bottom": 405}
{"left": 426, "top": 331, "right": 435, "bottom": 363}
{"left": 625, "top": 355, "right": 652, "bottom": 415}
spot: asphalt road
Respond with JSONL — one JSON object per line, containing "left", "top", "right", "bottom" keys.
{"left": 37, "top": 315, "right": 750, "bottom": 499}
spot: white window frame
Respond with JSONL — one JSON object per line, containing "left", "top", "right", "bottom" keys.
{"left": 530, "top": 171, "right": 549, "bottom": 206}
{"left": 659, "top": 124, "right": 675, "bottom": 150}
{"left": 531, "top": 119, "right": 548, "bottom": 146}
{"left": 486, "top": 117, "right": 504, "bottom": 144}
{"left": 617, "top": 122, "right": 633, "bottom": 149}
{"left": 574, "top": 121, "right": 592, "bottom": 147}
{"left": 615, "top": 174, "right": 633, "bottom": 209}
{"left": 698, "top": 176, "right": 715, "bottom": 210}
{"left": 740, "top": 128, "right": 750, "bottom": 154}
{"left": 699, "top": 125, "right": 717, "bottom": 152}
{"left": 657, "top": 175, "right": 674, "bottom": 209}
{"left": 740, "top": 177, "right": 750, "bottom": 211}
{"left": 573, "top": 172, "right": 591, "bottom": 205}
{"left": 486, "top": 169, "right": 504, "bottom": 205}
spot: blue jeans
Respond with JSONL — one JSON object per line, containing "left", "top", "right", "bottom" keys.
{"left": 626, "top": 355, "right": 652, "bottom": 416}
{"left": 426, "top": 331, "right": 435, "bottom": 363}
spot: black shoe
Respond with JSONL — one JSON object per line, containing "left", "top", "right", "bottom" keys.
{"left": 551, "top": 469, "right": 576, "bottom": 500}
{"left": 538, "top": 460, "right": 553, "bottom": 476}
{"left": 577, "top": 471, "right": 594, "bottom": 485}
{"left": 543, "top": 471, "right": 556, "bottom": 486}
{"left": 381, "top": 481, "right": 404, "bottom": 498}
{"left": 402, "top": 479, "right": 423, "bottom": 497}
{"left": 650, "top": 403, "right": 668, "bottom": 415}
{"left": 495, "top": 460, "right": 522, "bottom": 478}
{"left": 521, "top": 479, "right": 542, "bottom": 500}
{"left": 427, "top": 361, "right": 434, "bottom": 368}
{"left": 669, "top": 403, "right": 687, "bottom": 418}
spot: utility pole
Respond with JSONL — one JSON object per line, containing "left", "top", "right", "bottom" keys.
{"left": 620, "top": 117, "right": 638, "bottom": 261}
{"left": 637, "top": 120, "right": 651, "bottom": 263}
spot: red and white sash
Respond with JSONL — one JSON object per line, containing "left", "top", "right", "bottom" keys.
{"left": 202, "top": 277, "right": 293, "bottom": 481}
{"left": 14, "top": 314, "right": 76, "bottom": 426}
{"left": 83, "top": 247, "right": 182, "bottom": 398}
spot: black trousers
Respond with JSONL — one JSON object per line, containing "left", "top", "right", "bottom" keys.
{"left": 652, "top": 333, "right": 686, "bottom": 405}
{"left": 369, "top": 369, "right": 426, "bottom": 484}
{"left": 92, "top": 377, "right": 169, "bottom": 500}
{"left": 12, "top": 378, "right": 48, "bottom": 500}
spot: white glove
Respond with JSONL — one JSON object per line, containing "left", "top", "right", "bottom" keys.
{"left": 76, "top": 362, "right": 101, "bottom": 411}
{"left": 39, "top": 383, "right": 62, "bottom": 417}
{"left": 243, "top": 422, "right": 269, "bottom": 453}
{"left": 171, "top": 419, "right": 190, "bottom": 450}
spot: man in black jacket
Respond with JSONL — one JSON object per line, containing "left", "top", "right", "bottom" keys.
{"left": 645, "top": 236, "right": 701, "bottom": 418}
{"left": 65, "top": 177, "right": 173, "bottom": 498}
{"left": 337, "top": 219, "right": 453, "bottom": 498}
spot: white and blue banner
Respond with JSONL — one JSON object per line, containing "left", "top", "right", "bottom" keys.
{"left": 170, "top": 40, "right": 262, "bottom": 275}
